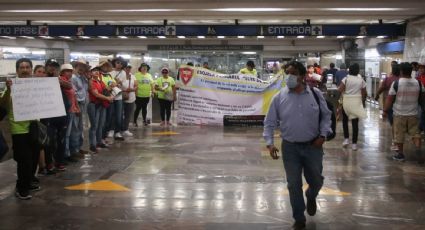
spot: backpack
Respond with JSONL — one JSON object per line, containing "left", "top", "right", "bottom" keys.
{"left": 310, "top": 87, "right": 336, "bottom": 141}
{"left": 392, "top": 79, "right": 424, "bottom": 109}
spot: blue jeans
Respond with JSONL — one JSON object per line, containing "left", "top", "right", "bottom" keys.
{"left": 88, "top": 103, "right": 106, "bottom": 148}
{"left": 77, "top": 101, "right": 86, "bottom": 149}
{"left": 113, "top": 99, "right": 123, "bottom": 133}
{"left": 65, "top": 113, "right": 81, "bottom": 156}
{"left": 282, "top": 140, "right": 324, "bottom": 222}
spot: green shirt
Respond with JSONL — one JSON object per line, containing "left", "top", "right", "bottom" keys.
{"left": 101, "top": 73, "right": 116, "bottom": 86}
{"left": 156, "top": 76, "right": 175, "bottom": 100}
{"left": 1, "top": 90, "right": 30, "bottom": 135}
{"left": 135, "top": 72, "right": 153, "bottom": 98}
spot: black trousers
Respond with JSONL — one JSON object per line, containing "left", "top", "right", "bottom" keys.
{"left": 12, "top": 133, "right": 40, "bottom": 193}
{"left": 342, "top": 108, "right": 359, "bottom": 144}
{"left": 134, "top": 97, "right": 150, "bottom": 123}
{"left": 158, "top": 98, "right": 172, "bottom": 122}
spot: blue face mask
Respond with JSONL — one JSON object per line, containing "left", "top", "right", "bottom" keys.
{"left": 286, "top": 74, "right": 299, "bottom": 89}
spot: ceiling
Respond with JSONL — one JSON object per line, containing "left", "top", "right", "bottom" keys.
{"left": 0, "top": 0, "right": 423, "bottom": 25}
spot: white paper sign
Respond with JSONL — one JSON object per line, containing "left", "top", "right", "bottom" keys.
{"left": 11, "top": 77, "right": 66, "bottom": 121}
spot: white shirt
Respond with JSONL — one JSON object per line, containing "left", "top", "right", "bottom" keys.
{"left": 110, "top": 70, "right": 126, "bottom": 100}
{"left": 389, "top": 78, "right": 423, "bottom": 116}
{"left": 341, "top": 74, "right": 366, "bottom": 95}
{"left": 121, "top": 74, "right": 137, "bottom": 103}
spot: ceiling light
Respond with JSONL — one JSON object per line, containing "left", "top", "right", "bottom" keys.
{"left": 20, "top": 36, "right": 35, "bottom": 39}
{"left": 0, "top": 36, "right": 16, "bottom": 39}
{"left": 39, "top": 36, "right": 53, "bottom": 39}
{"left": 3, "top": 47, "right": 30, "bottom": 53}
{"left": 79, "top": 36, "right": 90, "bottom": 39}
{"left": 326, "top": 8, "right": 402, "bottom": 11}
{"left": 106, "top": 9, "right": 181, "bottom": 12}
{"left": 377, "top": 36, "right": 387, "bottom": 38}
{"left": 118, "top": 36, "right": 128, "bottom": 39}
{"left": 178, "top": 36, "right": 186, "bottom": 39}
{"left": 337, "top": 36, "right": 345, "bottom": 39}
{"left": 317, "top": 36, "right": 325, "bottom": 38}
{"left": 158, "top": 36, "right": 166, "bottom": 39}
{"left": 237, "top": 36, "right": 245, "bottom": 38}
{"left": 59, "top": 36, "right": 72, "bottom": 39}
{"left": 356, "top": 36, "right": 365, "bottom": 39}
{"left": 217, "top": 36, "right": 225, "bottom": 39}
{"left": 118, "top": 54, "right": 131, "bottom": 59}
{"left": 277, "top": 36, "right": 285, "bottom": 39}
{"left": 208, "top": 8, "right": 291, "bottom": 12}
{"left": 3, "top": 10, "right": 75, "bottom": 13}
{"left": 197, "top": 36, "right": 205, "bottom": 39}
{"left": 138, "top": 36, "right": 147, "bottom": 39}
{"left": 257, "top": 36, "right": 264, "bottom": 39}
{"left": 241, "top": 52, "right": 257, "bottom": 55}
{"left": 32, "top": 50, "right": 46, "bottom": 55}
{"left": 297, "top": 36, "right": 305, "bottom": 38}
{"left": 98, "top": 36, "right": 109, "bottom": 39}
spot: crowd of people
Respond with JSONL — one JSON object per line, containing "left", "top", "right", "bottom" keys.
{"left": 0, "top": 57, "right": 176, "bottom": 200}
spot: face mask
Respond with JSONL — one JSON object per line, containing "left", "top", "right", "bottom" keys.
{"left": 286, "top": 74, "right": 299, "bottom": 89}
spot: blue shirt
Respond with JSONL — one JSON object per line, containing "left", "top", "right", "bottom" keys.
{"left": 335, "top": 69, "right": 348, "bottom": 86}
{"left": 263, "top": 86, "right": 332, "bottom": 145}
{"left": 71, "top": 74, "right": 88, "bottom": 102}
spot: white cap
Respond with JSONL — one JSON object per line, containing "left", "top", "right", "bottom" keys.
{"left": 60, "top": 64, "right": 74, "bottom": 72}
{"left": 161, "top": 67, "right": 169, "bottom": 72}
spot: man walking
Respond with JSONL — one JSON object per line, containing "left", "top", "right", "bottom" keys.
{"left": 263, "top": 61, "right": 332, "bottom": 229}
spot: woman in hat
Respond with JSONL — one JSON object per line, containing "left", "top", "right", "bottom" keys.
{"left": 155, "top": 67, "right": 176, "bottom": 126}
{"left": 134, "top": 63, "right": 154, "bottom": 126}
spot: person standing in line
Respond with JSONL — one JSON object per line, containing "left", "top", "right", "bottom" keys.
{"left": 155, "top": 67, "right": 176, "bottom": 126}
{"left": 305, "top": 65, "right": 322, "bottom": 88}
{"left": 0, "top": 58, "right": 41, "bottom": 200}
{"left": 87, "top": 66, "right": 114, "bottom": 153}
{"left": 334, "top": 63, "right": 348, "bottom": 87}
{"left": 384, "top": 62, "right": 424, "bottom": 163}
{"left": 375, "top": 63, "right": 401, "bottom": 150}
{"left": 263, "top": 61, "right": 332, "bottom": 230}
{"left": 33, "top": 65, "right": 46, "bottom": 77}
{"left": 121, "top": 64, "right": 138, "bottom": 136}
{"left": 238, "top": 60, "right": 258, "bottom": 77}
{"left": 134, "top": 63, "right": 154, "bottom": 127}
{"left": 99, "top": 60, "right": 116, "bottom": 143}
{"left": 109, "top": 57, "right": 126, "bottom": 141}
{"left": 415, "top": 62, "right": 425, "bottom": 132}
{"left": 338, "top": 63, "right": 367, "bottom": 151}
{"left": 71, "top": 60, "right": 90, "bottom": 155}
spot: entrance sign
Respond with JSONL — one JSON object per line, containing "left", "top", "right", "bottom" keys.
{"left": 177, "top": 66, "right": 282, "bottom": 126}
{"left": 11, "top": 77, "right": 66, "bottom": 121}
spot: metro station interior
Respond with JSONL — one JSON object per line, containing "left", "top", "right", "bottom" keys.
{"left": 0, "top": 0, "right": 425, "bottom": 229}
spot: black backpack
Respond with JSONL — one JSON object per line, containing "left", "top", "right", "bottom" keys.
{"left": 310, "top": 87, "right": 336, "bottom": 141}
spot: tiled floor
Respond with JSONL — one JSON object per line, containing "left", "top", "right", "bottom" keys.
{"left": 0, "top": 105, "right": 424, "bottom": 229}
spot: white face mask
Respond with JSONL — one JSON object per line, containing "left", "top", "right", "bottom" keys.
{"left": 286, "top": 74, "right": 299, "bottom": 89}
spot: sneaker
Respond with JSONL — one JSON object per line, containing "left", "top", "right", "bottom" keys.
{"left": 29, "top": 184, "right": 41, "bottom": 192}
{"left": 134, "top": 121, "right": 138, "bottom": 127}
{"left": 143, "top": 121, "right": 149, "bottom": 126}
{"left": 306, "top": 198, "right": 317, "bottom": 216}
{"left": 352, "top": 144, "right": 358, "bottom": 151}
{"left": 390, "top": 143, "right": 399, "bottom": 151}
{"left": 97, "top": 143, "right": 108, "bottom": 149}
{"left": 15, "top": 190, "right": 32, "bottom": 200}
{"left": 342, "top": 139, "right": 350, "bottom": 148}
{"left": 65, "top": 156, "right": 79, "bottom": 163}
{"left": 107, "top": 130, "right": 114, "bottom": 138}
{"left": 392, "top": 153, "right": 406, "bottom": 162}
{"left": 79, "top": 149, "right": 89, "bottom": 155}
{"left": 114, "top": 132, "right": 125, "bottom": 140}
{"left": 89, "top": 146, "right": 98, "bottom": 154}
{"left": 292, "top": 220, "right": 306, "bottom": 230}
{"left": 122, "top": 130, "right": 133, "bottom": 137}
{"left": 55, "top": 163, "right": 66, "bottom": 171}
{"left": 166, "top": 121, "right": 173, "bottom": 126}
{"left": 160, "top": 121, "right": 165, "bottom": 126}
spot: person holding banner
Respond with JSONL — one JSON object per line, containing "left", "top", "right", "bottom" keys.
{"left": 0, "top": 58, "right": 40, "bottom": 200}
{"left": 134, "top": 63, "right": 154, "bottom": 127}
{"left": 239, "top": 60, "right": 258, "bottom": 78}
{"left": 155, "top": 67, "right": 176, "bottom": 126}
{"left": 263, "top": 61, "right": 332, "bottom": 230}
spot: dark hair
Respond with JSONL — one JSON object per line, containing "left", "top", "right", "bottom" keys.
{"left": 203, "top": 62, "right": 208, "bottom": 65}
{"left": 411, "top": 61, "right": 419, "bottom": 67}
{"left": 45, "top": 58, "right": 60, "bottom": 67}
{"left": 33, "top": 65, "right": 44, "bottom": 73}
{"left": 400, "top": 62, "right": 413, "bottom": 76}
{"left": 391, "top": 64, "right": 401, "bottom": 76}
{"left": 187, "top": 62, "right": 194, "bottom": 66}
{"left": 112, "top": 57, "right": 128, "bottom": 68}
{"left": 138, "top": 63, "right": 150, "bottom": 72}
{"left": 340, "top": 63, "right": 346, "bottom": 69}
{"left": 287, "top": 61, "right": 307, "bottom": 77}
{"left": 330, "top": 63, "right": 335, "bottom": 68}
{"left": 16, "top": 58, "right": 33, "bottom": 71}
{"left": 348, "top": 63, "right": 360, "bottom": 75}
{"left": 391, "top": 61, "right": 398, "bottom": 66}
{"left": 307, "top": 65, "right": 314, "bottom": 69}
{"left": 246, "top": 60, "right": 255, "bottom": 68}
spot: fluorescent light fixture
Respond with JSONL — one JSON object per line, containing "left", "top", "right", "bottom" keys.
{"left": 118, "top": 54, "right": 131, "bottom": 59}
{"left": 177, "top": 36, "right": 186, "bottom": 39}
{"left": 377, "top": 36, "right": 387, "bottom": 38}
{"left": 335, "top": 54, "right": 343, "bottom": 60}
{"left": 59, "top": 36, "right": 72, "bottom": 39}
{"left": 241, "top": 52, "right": 257, "bottom": 55}
{"left": 297, "top": 36, "right": 305, "bottom": 38}
{"left": 3, "top": 47, "right": 30, "bottom": 54}
{"left": 3, "top": 10, "right": 75, "bottom": 13}
{"left": 257, "top": 36, "right": 265, "bottom": 39}
{"left": 106, "top": 9, "right": 180, "bottom": 12}
{"left": 356, "top": 36, "right": 365, "bottom": 39}
{"left": 20, "top": 36, "right": 35, "bottom": 39}
{"left": 325, "top": 8, "right": 402, "bottom": 11}
{"left": 217, "top": 36, "right": 225, "bottom": 39}
{"left": 237, "top": 36, "right": 245, "bottom": 38}
{"left": 39, "top": 36, "right": 53, "bottom": 39}
{"left": 1, "top": 36, "right": 16, "bottom": 39}
{"left": 32, "top": 50, "right": 46, "bottom": 55}
{"left": 317, "top": 36, "right": 325, "bottom": 38}
{"left": 98, "top": 36, "right": 109, "bottom": 39}
{"left": 277, "top": 36, "right": 285, "bottom": 39}
{"left": 79, "top": 36, "right": 90, "bottom": 39}
{"left": 158, "top": 36, "right": 166, "bottom": 39}
{"left": 337, "top": 35, "right": 345, "bottom": 38}
{"left": 118, "top": 36, "right": 128, "bottom": 39}
{"left": 208, "top": 8, "right": 291, "bottom": 12}
{"left": 197, "top": 36, "right": 205, "bottom": 39}
{"left": 137, "top": 36, "right": 147, "bottom": 39}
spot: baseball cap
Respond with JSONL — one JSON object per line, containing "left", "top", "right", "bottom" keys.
{"left": 60, "top": 64, "right": 74, "bottom": 72}
{"left": 161, "top": 67, "right": 169, "bottom": 72}
{"left": 45, "top": 58, "right": 60, "bottom": 67}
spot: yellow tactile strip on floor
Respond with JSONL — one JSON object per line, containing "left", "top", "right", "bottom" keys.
{"left": 151, "top": 131, "right": 180, "bottom": 136}
{"left": 65, "top": 180, "right": 131, "bottom": 192}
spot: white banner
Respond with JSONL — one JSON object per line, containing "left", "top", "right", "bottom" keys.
{"left": 11, "top": 77, "right": 66, "bottom": 121}
{"left": 177, "top": 66, "right": 284, "bottom": 125}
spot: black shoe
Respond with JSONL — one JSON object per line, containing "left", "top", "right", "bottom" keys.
{"left": 97, "top": 143, "right": 108, "bottom": 149}
{"left": 393, "top": 153, "right": 405, "bottom": 162}
{"left": 32, "top": 177, "right": 40, "bottom": 185}
{"left": 89, "top": 146, "right": 98, "bottom": 154}
{"left": 15, "top": 190, "right": 32, "bottom": 200}
{"left": 65, "top": 156, "right": 79, "bottom": 163}
{"left": 307, "top": 198, "right": 317, "bottom": 216}
{"left": 292, "top": 221, "right": 306, "bottom": 230}
{"left": 134, "top": 121, "right": 138, "bottom": 127}
{"left": 29, "top": 184, "right": 41, "bottom": 192}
